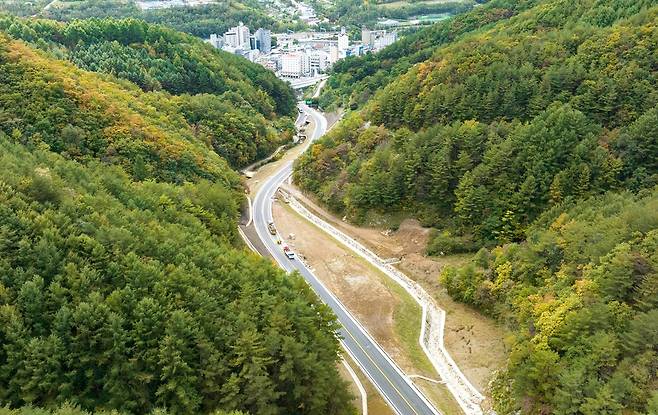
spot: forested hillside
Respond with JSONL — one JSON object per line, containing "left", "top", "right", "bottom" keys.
{"left": 0, "top": 16, "right": 296, "bottom": 168}
{"left": 0, "top": 403, "right": 245, "bottom": 415}
{"left": 0, "top": 0, "right": 304, "bottom": 39}
{"left": 294, "top": 0, "right": 658, "bottom": 412}
{"left": 0, "top": 27, "right": 355, "bottom": 415}
{"left": 318, "top": 0, "right": 542, "bottom": 110}
{"left": 442, "top": 190, "right": 658, "bottom": 414}
{"left": 296, "top": 0, "right": 658, "bottom": 243}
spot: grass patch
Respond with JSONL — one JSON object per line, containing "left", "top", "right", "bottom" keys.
{"left": 370, "top": 263, "right": 434, "bottom": 374}
{"left": 340, "top": 350, "right": 395, "bottom": 415}
{"left": 416, "top": 378, "right": 465, "bottom": 415}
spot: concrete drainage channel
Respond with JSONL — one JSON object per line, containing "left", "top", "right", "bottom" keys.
{"left": 284, "top": 191, "right": 485, "bottom": 415}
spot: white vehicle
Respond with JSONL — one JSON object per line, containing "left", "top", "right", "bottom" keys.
{"left": 283, "top": 245, "right": 295, "bottom": 260}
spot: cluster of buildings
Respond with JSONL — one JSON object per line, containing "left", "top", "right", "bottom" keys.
{"left": 208, "top": 22, "right": 398, "bottom": 83}
{"left": 361, "top": 28, "right": 398, "bottom": 50}
{"left": 209, "top": 22, "right": 272, "bottom": 61}
{"left": 274, "top": 28, "right": 351, "bottom": 78}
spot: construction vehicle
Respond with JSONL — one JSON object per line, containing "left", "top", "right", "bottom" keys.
{"left": 267, "top": 222, "right": 277, "bottom": 235}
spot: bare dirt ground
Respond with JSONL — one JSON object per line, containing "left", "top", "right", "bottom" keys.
{"left": 282, "top": 186, "right": 508, "bottom": 396}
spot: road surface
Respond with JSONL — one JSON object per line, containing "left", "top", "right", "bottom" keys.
{"left": 246, "top": 103, "right": 441, "bottom": 415}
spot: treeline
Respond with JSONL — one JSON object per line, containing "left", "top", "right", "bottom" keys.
{"left": 295, "top": 0, "right": 658, "bottom": 243}
{"left": 0, "top": 35, "right": 355, "bottom": 414}
{"left": 441, "top": 190, "right": 658, "bottom": 414}
{"left": 0, "top": 17, "right": 296, "bottom": 169}
{"left": 310, "top": 0, "right": 475, "bottom": 36}
{"left": 0, "top": 406, "right": 244, "bottom": 415}
{"left": 0, "top": 0, "right": 304, "bottom": 39}
{"left": 43, "top": 0, "right": 140, "bottom": 20}
{"left": 142, "top": 2, "right": 305, "bottom": 39}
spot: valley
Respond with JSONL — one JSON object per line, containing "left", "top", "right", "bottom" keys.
{"left": 0, "top": 0, "right": 656, "bottom": 414}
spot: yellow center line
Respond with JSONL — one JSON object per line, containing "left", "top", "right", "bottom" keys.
{"left": 342, "top": 325, "right": 421, "bottom": 415}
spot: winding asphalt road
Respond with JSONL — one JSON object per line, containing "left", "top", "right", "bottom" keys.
{"left": 246, "top": 103, "right": 441, "bottom": 415}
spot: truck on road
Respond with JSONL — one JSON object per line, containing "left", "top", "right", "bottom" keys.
{"left": 267, "top": 222, "right": 277, "bottom": 235}
{"left": 283, "top": 245, "right": 295, "bottom": 260}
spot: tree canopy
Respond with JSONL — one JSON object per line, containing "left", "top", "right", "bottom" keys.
{"left": 0, "top": 0, "right": 305, "bottom": 39}
{"left": 0, "top": 16, "right": 297, "bottom": 170}
{"left": 442, "top": 189, "right": 658, "bottom": 414}
{"left": 0, "top": 21, "right": 354, "bottom": 415}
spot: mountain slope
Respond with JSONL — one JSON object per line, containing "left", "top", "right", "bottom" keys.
{"left": 0, "top": 36, "right": 240, "bottom": 184}
{"left": 296, "top": 0, "right": 658, "bottom": 242}
{"left": 0, "top": 30, "right": 354, "bottom": 415}
{"left": 319, "top": 0, "right": 542, "bottom": 109}
{"left": 0, "top": 16, "right": 296, "bottom": 168}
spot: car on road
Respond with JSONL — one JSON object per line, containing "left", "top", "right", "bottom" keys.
{"left": 283, "top": 245, "right": 295, "bottom": 260}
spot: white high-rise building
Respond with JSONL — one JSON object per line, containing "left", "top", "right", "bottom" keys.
{"left": 224, "top": 22, "right": 250, "bottom": 48}
{"left": 209, "top": 33, "right": 223, "bottom": 49}
{"left": 224, "top": 32, "right": 238, "bottom": 48}
{"left": 373, "top": 31, "right": 397, "bottom": 50}
{"left": 361, "top": 28, "right": 372, "bottom": 45}
{"left": 281, "top": 52, "right": 310, "bottom": 78}
{"left": 309, "top": 50, "right": 329, "bottom": 73}
{"left": 361, "top": 27, "right": 398, "bottom": 51}
{"left": 337, "top": 27, "right": 349, "bottom": 52}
